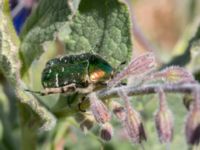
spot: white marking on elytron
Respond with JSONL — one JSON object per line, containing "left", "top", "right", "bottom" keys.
{"left": 55, "top": 74, "right": 59, "bottom": 87}
{"left": 85, "top": 60, "right": 90, "bottom": 78}
{"left": 62, "top": 67, "right": 64, "bottom": 72}
{"left": 51, "top": 62, "right": 54, "bottom": 65}
{"left": 49, "top": 69, "right": 52, "bottom": 74}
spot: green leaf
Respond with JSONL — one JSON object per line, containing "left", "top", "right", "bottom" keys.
{"left": 0, "top": 0, "right": 56, "bottom": 131}
{"left": 0, "top": 0, "right": 20, "bottom": 85}
{"left": 20, "top": 0, "right": 79, "bottom": 74}
{"left": 64, "top": 0, "right": 132, "bottom": 68}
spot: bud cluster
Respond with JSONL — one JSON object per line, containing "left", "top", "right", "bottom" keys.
{"left": 76, "top": 52, "right": 199, "bottom": 147}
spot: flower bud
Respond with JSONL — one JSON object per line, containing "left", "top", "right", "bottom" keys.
{"left": 100, "top": 123, "right": 113, "bottom": 141}
{"left": 111, "top": 101, "right": 126, "bottom": 121}
{"left": 118, "top": 90, "right": 146, "bottom": 143}
{"left": 155, "top": 109, "right": 173, "bottom": 143}
{"left": 88, "top": 93, "right": 110, "bottom": 124}
{"left": 155, "top": 88, "right": 173, "bottom": 143}
{"left": 185, "top": 88, "right": 200, "bottom": 145}
{"left": 123, "top": 108, "right": 147, "bottom": 144}
{"left": 145, "top": 66, "right": 195, "bottom": 84}
{"left": 108, "top": 52, "right": 156, "bottom": 87}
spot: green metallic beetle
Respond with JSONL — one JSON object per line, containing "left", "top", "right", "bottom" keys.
{"left": 32, "top": 53, "right": 114, "bottom": 96}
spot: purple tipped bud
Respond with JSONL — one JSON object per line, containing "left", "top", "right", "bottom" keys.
{"left": 118, "top": 90, "right": 147, "bottom": 143}
{"left": 185, "top": 88, "right": 200, "bottom": 145}
{"left": 100, "top": 123, "right": 113, "bottom": 141}
{"left": 123, "top": 108, "right": 147, "bottom": 144}
{"left": 108, "top": 52, "right": 156, "bottom": 87}
{"left": 88, "top": 93, "right": 110, "bottom": 124}
{"left": 111, "top": 101, "right": 126, "bottom": 121}
{"left": 155, "top": 88, "right": 173, "bottom": 143}
{"left": 155, "top": 109, "right": 174, "bottom": 143}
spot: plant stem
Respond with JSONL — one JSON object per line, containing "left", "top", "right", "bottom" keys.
{"left": 97, "top": 83, "right": 197, "bottom": 100}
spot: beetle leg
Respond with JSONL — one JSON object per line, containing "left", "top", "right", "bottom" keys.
{"left": 62, "top": 83, "right": 76, "bottom": 92}
{"left": 78, "top": 96, "right": 89, "bottom": 112}
{"left": 78, "top": 104, "right": 86, "bottom": 112}
{"left": 41, "top": 83, "right": 76, "bottom": 95}
{"left": 76, "top": 84, "right": 94, "bottom": 94}
{"left": 78, "top": 103, "right": 87, "bottom": 112}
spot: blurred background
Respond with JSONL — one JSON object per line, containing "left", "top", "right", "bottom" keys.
{"left": 0, "top": 0, "right": 199, "bottom": 149}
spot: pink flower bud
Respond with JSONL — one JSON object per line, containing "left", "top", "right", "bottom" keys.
{"left": 155, "top": 88, "right": 173, "bottom": 143}
{"left": 108, "top": 52, "right": 156, "bottom": 87}
{"left": 145, "top": 66, "right": 195, "bottom": 84}
{"left": 185, "top": 88, "right": 200, "bottom": 145}
{"left": 88, "top": 93, "right": 110, "bottom": 124}
{"left": 118, "top": 90, "right": 146, "bottom": 143}
{"left": 123, "top": 107, "right": 147, "bottom": 144}
{"left": 100, "top": 123, "right": 113, "bottom": 141}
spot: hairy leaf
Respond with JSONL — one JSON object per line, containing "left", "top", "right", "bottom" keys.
{"left": 64, "top": 0, "right": 132, "bottom": 68}
{"left": 0, "top": 0, "right": 20, "bottom": 85}
{"left": 20, "top": 0, "right": 79, "bottom": 74}
{"left": 0, "top": 0, "right": 56, "bottom": 131}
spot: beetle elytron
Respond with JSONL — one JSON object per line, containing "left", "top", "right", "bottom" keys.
{"left": 28, "top": 53, "right": 114, "bottom": 96}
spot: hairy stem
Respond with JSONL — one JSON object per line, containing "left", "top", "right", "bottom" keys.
{"left": 97, "top": 83, "right": 197, "bottom": 100}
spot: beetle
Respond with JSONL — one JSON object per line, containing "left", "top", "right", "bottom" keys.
{"left": 27, "top": 53, "right": 114, "bottom": 96}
